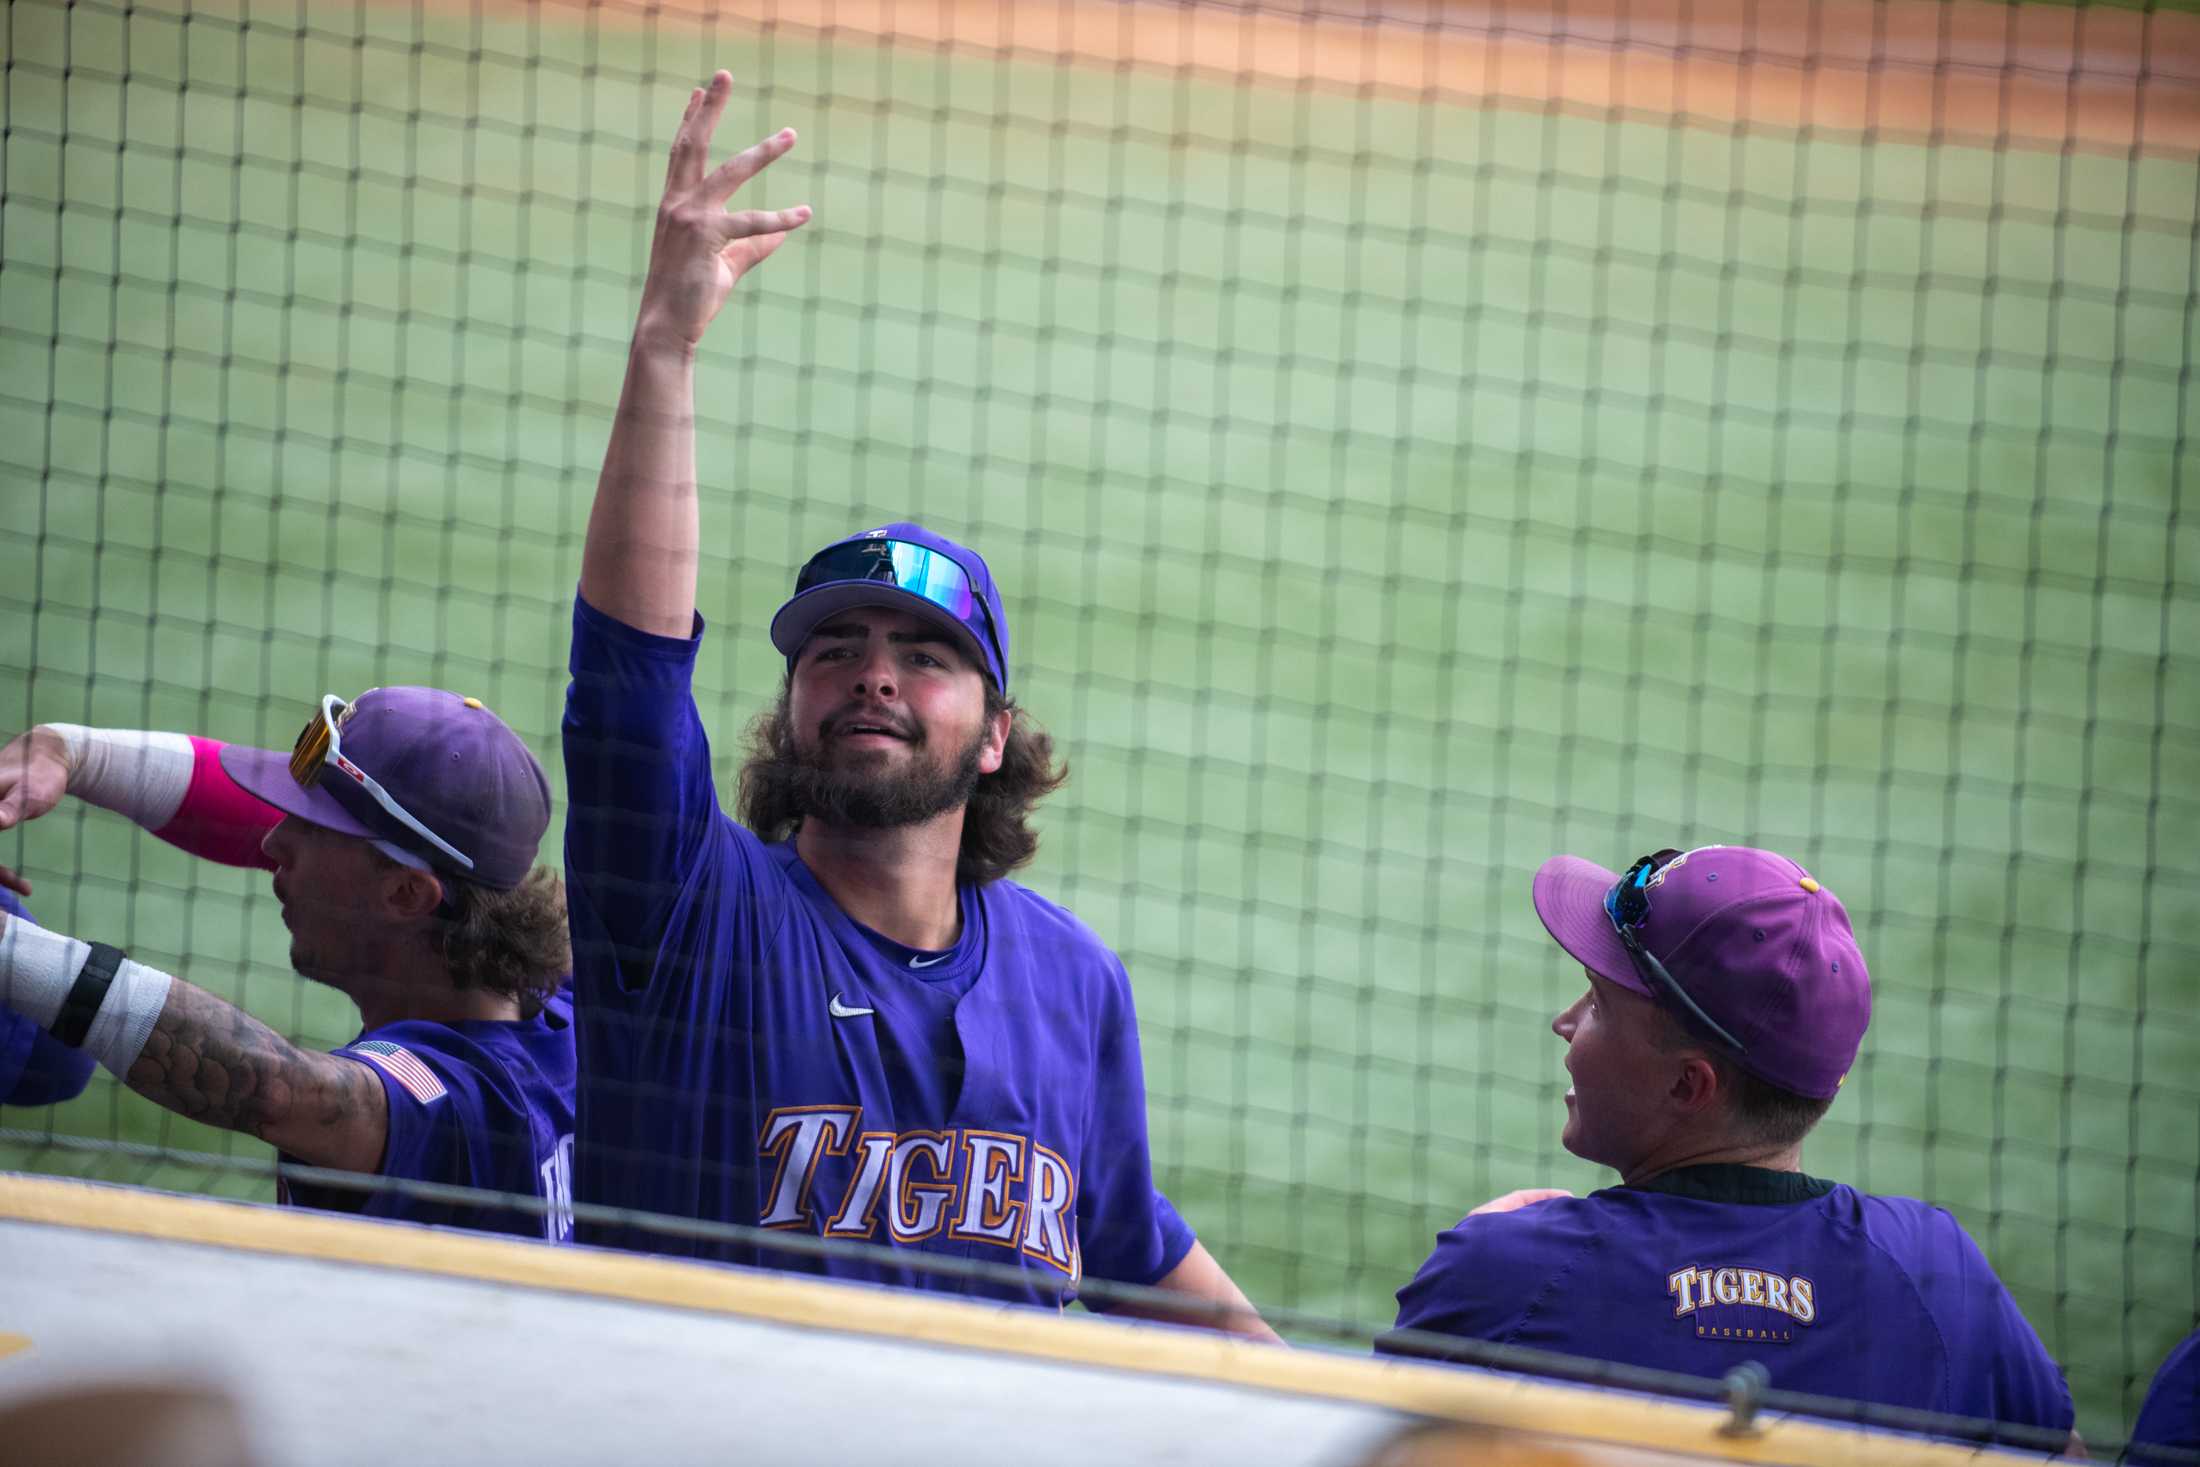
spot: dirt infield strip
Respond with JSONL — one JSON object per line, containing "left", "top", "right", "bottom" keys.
{"left": 503, "top": 0, "right": 2196, "bottom": 155}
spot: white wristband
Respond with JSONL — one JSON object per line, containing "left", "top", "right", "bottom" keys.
{"left": 0, "top": 916, "right": 84, "bottom": 1029}
{"left": 45, "top": 724, "right": 195, "bottom": 832}
{"left": 80, "top": 954, "right": 173, "bottom": 1076}
{"left": 0, "top": 918, "right": 173, "bottom": 1076}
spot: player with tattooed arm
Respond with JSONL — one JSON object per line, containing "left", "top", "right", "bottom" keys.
{"left": 0, "top": 695, "right": 576, "bottom": 1240}
{"left": 1381, "top": 845, "right": 2074, "bottom": 1436}
{"left": 563, "top": 71, "right": 1274, "bottom": 1338}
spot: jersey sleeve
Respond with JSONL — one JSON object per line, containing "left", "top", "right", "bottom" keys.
{"left": 562, "top": 592, "right": 731, "bottom": 994}
{"left": 1973, "top": 1276, "right": 2076, "bottom": 1432}
{"left": 1381, "top": 1205, "right": 1575, "bottom": 1354}
{"left": 0, "top": 891, "right": 95, "bottom": 1106}
{"left": 1386, "top": 1215, "right": 1521, "bottom": 1350}
{"left": 332, "top": 1037, "right": 464, "bottom": 1188}
{"left": 331, "top": 1030, "right": 543, "bottom": 1234}
{"left": 0, "top": 1009, "right": 95, "bottom": 1106}
{"left": 2131, "top": 1330, "right": 2200, "bottom": 1461}
{"left": 1072, "top": 959, "right": 1197, "bottom": 1296}
{"left": 1911, "top": 1211, "right": 2076, "bottom": 1432}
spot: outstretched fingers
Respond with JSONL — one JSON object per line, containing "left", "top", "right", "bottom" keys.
{"left": 724, "top": 205, "right": 813, "bottom": 240}
{"left": 723, "top": 227, "right": 798, "bottom": 277}
{"left": 634, "top": 74, "right": 810, "bottom": 339}
{"left": 703, "top": 127, "right": 799, "bottom": 206}
{"left": 663, "top": 87, "right": 703, "bottom": 188}
{"left": 664, "top": 70, "right": 735, "bottom": 191}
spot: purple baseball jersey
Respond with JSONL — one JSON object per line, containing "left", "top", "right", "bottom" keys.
{"left": 561, "top": 594, "right": 1194, "bottom": 1307}
{"left": 0, "top": 888, "right": 96, "bottom": 1107}
{"left": 2131, "top": 1328, "right": 2200, "bottom": 1463}
{"left": 1385, "top": 1165, "right": 2074, "bottom": 1432}
{"left": 280, "top": 988, "right": 577, "bottom": 1242}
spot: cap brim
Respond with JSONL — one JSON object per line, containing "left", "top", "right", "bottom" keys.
{"left": 1530, "top": 855, "right": 1651, "bottom": 997}
{"left": 768, "top": 584, "right": 995, "bottom": 683}
{"left": 218, "top": 743, "right": 378, "bottom": 839}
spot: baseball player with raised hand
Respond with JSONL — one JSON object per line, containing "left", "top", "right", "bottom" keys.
{"left": 0, "top": 697, "right": 576, "bottom": 1241}
{"left": 1382, "top": 845, "right": 2075, "bottom": 1437}
{"left": 562, "top": 72, "right": 1275, "bottom": 1337}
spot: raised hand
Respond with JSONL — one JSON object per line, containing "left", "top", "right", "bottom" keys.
{"left": 635, "top": 70, "right": 812, "bottom": 353}
{"left": 579, "top": 72, "right": 814, "bottom": 636}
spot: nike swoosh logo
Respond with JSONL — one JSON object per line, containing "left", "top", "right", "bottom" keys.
{"left": 828, "top": 993, "right": 875, "bottom": 1019}
{"left": 907, "top": 954, "right": 949, "bottom": 970}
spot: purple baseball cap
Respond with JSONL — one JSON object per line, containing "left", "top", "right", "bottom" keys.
{"left": 768, "top": 522, "right": 1012, "bottom": 692}
{"left": 1531, "top": 845, "right": 1871, "bottom": 1099}
{"left": 221, "top": 688, "right": 551, "bottom": 891}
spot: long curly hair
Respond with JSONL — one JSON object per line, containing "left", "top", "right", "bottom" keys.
{"left": 737, "top": 682, "right": 1068, "bottom": 886}
{"left": 433, "top": 865, "right": 570, "bottom": 1015}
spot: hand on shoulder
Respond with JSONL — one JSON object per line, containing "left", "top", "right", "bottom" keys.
{"left": 1468, "top": 1187, "right": 1574, "bottom": 1217}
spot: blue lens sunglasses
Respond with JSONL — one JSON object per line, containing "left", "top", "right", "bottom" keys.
{"left": 1603, "top": 848, "right": 1747, "bottom": 1055}
{"left": 794, "top": 538, "right": 1004, "bottom": 683}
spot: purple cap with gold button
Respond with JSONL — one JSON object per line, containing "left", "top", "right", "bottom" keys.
{"left": 221, "top": 687, "right": 551, "bottom": 890}
{"left": 1530, "top": 845, "right": 1871, "bottom": 1099}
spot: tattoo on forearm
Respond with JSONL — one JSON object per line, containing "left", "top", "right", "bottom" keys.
{"left": 125, "top": 980, "right": 364, "bottom": 1142}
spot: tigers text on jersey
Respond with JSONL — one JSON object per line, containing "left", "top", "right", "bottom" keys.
{"left": 280, "top": 988, "right": 577, "bottom": 1243}
{"left": 1384, "top": 1164, "right": 2074, "bottom": 1432}
{"left": 561, "top": 594, "right": 1193, "bottom": 1307}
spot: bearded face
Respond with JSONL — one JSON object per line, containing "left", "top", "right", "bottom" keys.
{"left": 767, "top": 695, "right": 990, "bottom": 829}
{"left": 736, "top": 607, "right": 1064, "bottom": 882}
{"left": 744, "top": 606, "right": 1005, "bottom": 835}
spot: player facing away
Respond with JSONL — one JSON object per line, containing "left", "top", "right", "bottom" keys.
{"left": 1382, "top": 846, "right": 2076, "bottom": 1436}
{"left": 0, "top": 695, "right": 577, "bottom": 1241}
{"left": 562, "top": 71, "right": 1275, "bottom": 1337}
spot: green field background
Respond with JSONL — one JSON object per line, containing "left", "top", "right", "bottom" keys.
{"left": 3, "top": 0, "right": 2195, "bottom": 1441}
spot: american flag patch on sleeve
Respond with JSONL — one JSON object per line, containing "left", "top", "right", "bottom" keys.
{"left": 349, "top": 1041, "right": 449, "bottom": 1104}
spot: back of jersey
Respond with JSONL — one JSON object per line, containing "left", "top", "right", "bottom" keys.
{"left": 1389, "top": 1174, "right": 2073, "bottom": 1434}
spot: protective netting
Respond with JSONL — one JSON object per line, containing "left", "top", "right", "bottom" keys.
{"left": 1, "top": 0, "right": 2194, "bottom": 1443}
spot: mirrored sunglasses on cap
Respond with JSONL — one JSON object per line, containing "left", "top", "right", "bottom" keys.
{"left": 289, "top": 692, "right": 475, "bottom": 873}
{"left": 794, "top": 537, "right": 1003, "bottom": 678}
{"left": 1602, "top": 848, "right": 1748, "bottom": 1056}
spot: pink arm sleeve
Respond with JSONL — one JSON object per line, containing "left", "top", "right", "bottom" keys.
{"left": 150, "top": 738, "right": 282, "bottom": 870}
